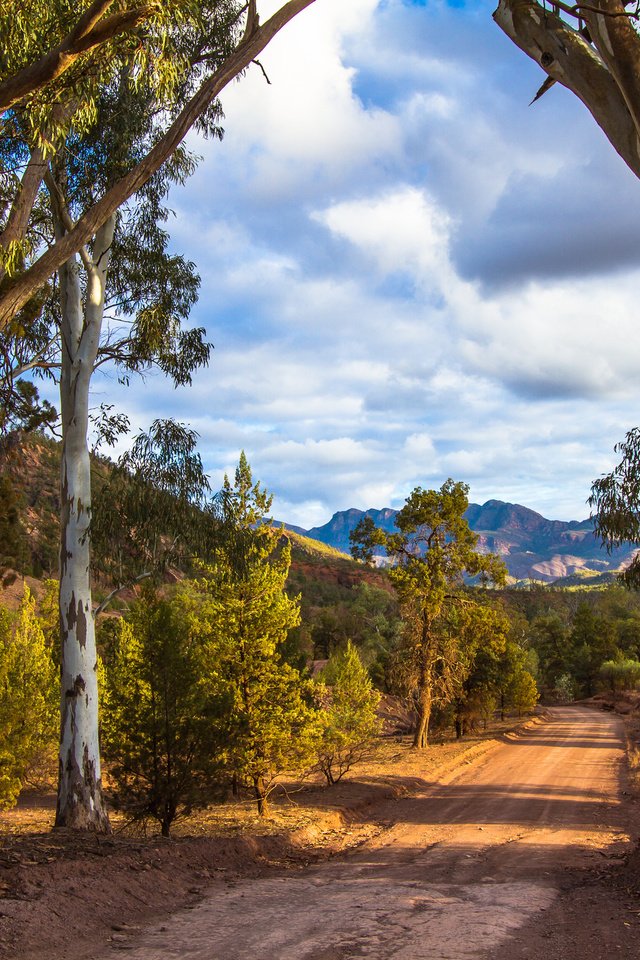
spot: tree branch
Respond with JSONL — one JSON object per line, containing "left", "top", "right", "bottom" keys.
{"left": 554, "top": 0, "right": 640, "bottom": 19}
{"left": 0, "top": 146, "right": 47, "bottom": 277}
{"left": 493, "top": 0, "right": 640, "bottom": 177}
{"left": 0, "top": 0, "right": 318, "bottom": 330}
{"left": 44, "top": 167, "right": 94, "bottom": 273}
{"left": 581, "top": 0, "right": 640, "bottom": 141}
{"left": 0, "top": 1, "right": 152, "bottom": 112}
{"left": 93, "top": 570, "right": 153, "bottom": 617}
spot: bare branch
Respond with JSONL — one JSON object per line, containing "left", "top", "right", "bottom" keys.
{"left": 529, "top": 75, "right": 557, "bottom": 103}
{"left": 562, "top": 1, "right": 640, "bottom": 20}
{"left": 93, "top": 571, "right": 153, "bottom": 617}
{"left": 252, "top": 59, "right": 272, "bottom": 84}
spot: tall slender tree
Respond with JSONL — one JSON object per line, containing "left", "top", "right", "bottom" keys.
{"left": 0, "top": 0, "right": 320, "bottom": 832}
{"left": 1, "top": 64, "right": 215, "bottom": 830}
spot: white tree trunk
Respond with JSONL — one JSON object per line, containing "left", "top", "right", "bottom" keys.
{"left": 55, "top": 216, "right": 115, "bottom": 831}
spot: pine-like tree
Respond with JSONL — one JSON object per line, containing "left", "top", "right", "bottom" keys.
{"left": 196, "top": 455, "right": 319, "bottom": 815}
{"left": 0, "top": 586, "right": 58, "bottom": 807}
{"left": 316, "top": 641, "right": 381, "bottom": 785}
{"left": 351, "top": 480, "right": 507, "bottom": 748}
{"left": 101, "top": 588, "right": 231, "bottom": 837}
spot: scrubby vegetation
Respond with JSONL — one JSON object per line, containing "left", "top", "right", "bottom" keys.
{"left": 0, "top": 586, "right": 58, "bottom": 807}
{"left": 315, "top": 641, "right": 381, "bottom": 785}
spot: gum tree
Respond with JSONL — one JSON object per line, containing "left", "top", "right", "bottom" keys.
{"left": 51, "top": 78, "right": 213, "bottom": 829}
{"left": 1, "top": 0, "right": 320, "bottom": 833}
{"left": 2, "top": 67, "right": 214, "bottom": 831}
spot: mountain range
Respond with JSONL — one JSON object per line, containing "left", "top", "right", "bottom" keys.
{"left": 4, "top": 435, "right": 635, "bottom": 587}
{"left": 284, "top": 500, "right": 637, "bottom": 584}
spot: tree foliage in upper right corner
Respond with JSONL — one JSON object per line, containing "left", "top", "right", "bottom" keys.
{"left": 589, "top": 428, "right": 640, "bottom": 588}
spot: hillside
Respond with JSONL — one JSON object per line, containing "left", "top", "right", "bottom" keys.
{"left": 0, "top": 433, "right": 385, "bottom": 593}
{"left": 0, "top": 434, "right": 61, "bottom": 577}
{"left": 0, "top": 437, "right": 398, "bottom": 668}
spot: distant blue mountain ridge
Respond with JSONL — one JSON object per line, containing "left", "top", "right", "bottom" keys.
{"left": 281, "top": 499, "right": 636, "bottom": 583}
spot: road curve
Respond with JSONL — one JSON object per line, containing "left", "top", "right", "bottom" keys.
{"left": 99, "top": 706, "right": 631, "bottom": 960}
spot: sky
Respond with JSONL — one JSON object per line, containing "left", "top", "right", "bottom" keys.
{"left": 96, "top": 0, "right": 640, "bottom": 528}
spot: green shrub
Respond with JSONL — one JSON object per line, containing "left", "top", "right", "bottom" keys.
{"left": 0, "top": 587, "right": 58, "bottom": 807}
{"left": 316, "top": 641, "right": 381, "bottom": 785}
{"left": 101, "top": 590, "right": 231, "bottom": 836}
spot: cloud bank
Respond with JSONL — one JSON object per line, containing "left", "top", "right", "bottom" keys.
{"left": 100, "top": 0, "right": 640, "bottom": 529}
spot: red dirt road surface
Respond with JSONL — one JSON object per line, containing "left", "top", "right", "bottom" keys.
{"left": 88, "top": 706, "right": 638, "bottom": 960}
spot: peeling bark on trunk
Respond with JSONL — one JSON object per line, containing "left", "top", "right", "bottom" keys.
{"left": 493, "top": 0, "right": 640, "bottom": 180}
{"left": 55, "top": 216, "right": 115, "bottom": 832}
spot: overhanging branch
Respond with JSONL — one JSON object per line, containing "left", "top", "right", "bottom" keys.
{"left": 0, "top": 0, "right": 317, "bottom": 330}
{"left": 0, "top": 1, "right": 152, "bottom": 112}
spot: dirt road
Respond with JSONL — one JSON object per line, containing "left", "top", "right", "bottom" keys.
{"left": 93, "top": 706, "right": 637, "bottom": 960}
